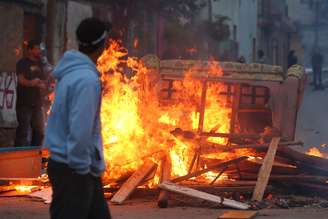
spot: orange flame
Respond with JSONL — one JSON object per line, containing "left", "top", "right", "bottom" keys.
{"left": 307, "top": 147, "right": 328, "bottom": 159}
{"left": 14, "top": 185, "right": 38, "bottom": 193}
{"left": 133, "top": 38, "right": 139, "bottom": 49}
{"left": 97, "top": 40, "right": 232, "bottom": 185}
{"left": 186, "top": 47, "right": 197, "bottom": 55}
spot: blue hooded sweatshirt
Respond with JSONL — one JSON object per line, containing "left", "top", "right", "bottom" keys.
{"left": 44, "top": 50, "right": 105, "bottom": 176}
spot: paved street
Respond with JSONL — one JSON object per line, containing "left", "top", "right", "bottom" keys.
{"left": 1, "top": 197, "right": 328, "bottom": 219}
{"left": 295, "top": 75, "right": 328, "bottom": 152}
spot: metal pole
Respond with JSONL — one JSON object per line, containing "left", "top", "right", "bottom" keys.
{"left": 198, "top": 80, "right": 208, "bottom": 134}
{"left": 314, "top": 0, "right": 319, "bottom": 49}
{"left": 46, "top": 0, "right": 57, "bottom": 64}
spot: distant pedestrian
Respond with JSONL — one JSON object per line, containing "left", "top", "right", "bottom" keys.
{"left": 311, "top": 48, "right": 324, "bottom": 90}
{"left": 257, "top": 49, "right": 267, "bottom": 64}
{"left": 45, "top": 18, "right": 112, "bottom": 219}
{"left": 237, "top": 56, "right": 246, "bottom": 63}
{"left": 287, "top": 50, "right": 298, "bottom": 68}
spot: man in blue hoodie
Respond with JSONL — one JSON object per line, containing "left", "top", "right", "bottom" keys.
{"left": 44, "top": 18, "right": 111, "bottom": 219}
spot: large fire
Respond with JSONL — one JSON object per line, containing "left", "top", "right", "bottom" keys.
{"left": 97, "top": 40, "right": 231, "bottom": 185}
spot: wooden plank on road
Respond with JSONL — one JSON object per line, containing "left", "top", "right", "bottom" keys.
{"left": 252, "top": 137, "right": 280, "bottom": 201}
{"left": 111, "top": 160, "right": 158, "bottom": 204}
{"left": 159, "top": 182, "right": 249, "bottom": 210}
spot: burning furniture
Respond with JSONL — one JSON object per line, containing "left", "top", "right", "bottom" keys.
{"left": 103, "top": 55, "right": 322, "bottom": 209}
{"left": 155, "top": 59, "right": 306, "bottom": 143}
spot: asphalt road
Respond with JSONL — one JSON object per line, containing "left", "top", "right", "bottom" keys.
{"left": 1, "top": 197, "right": 328, "bottom": 219}
{"left": 295, "top": 78, "right": 328, "bottom": 152}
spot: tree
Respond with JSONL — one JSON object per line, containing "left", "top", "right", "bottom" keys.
{"left": 97, "top": 0, "right": 207, "bottom": 37}
{"left": 91, "top": 0, "right": 229, "bottom": 58}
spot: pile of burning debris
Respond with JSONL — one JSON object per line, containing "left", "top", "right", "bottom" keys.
{"left": 105, "top": 133, "right": 328, "bottom": 210}
{"left": 1, "top": 41, "right": 328, "bottom": 211}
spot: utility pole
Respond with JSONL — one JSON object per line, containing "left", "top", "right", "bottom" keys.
{"left": 207, "top": 0, "right": 213, "bottom": 59}
{"left": 314, "top": 0, "right": 319, "bottom": 49}
{"left": 311, "top": 0, "right": 323, "bottom": 49}
{"left": 46, "top": 0, "right": 57, "bottom": 64}
{"left": 208, "top": 0, "right": 213, "bottom": 23}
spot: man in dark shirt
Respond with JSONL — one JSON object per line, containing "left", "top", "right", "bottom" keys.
{"left": 15, "top": 40, "right": 47, "bottom": 146}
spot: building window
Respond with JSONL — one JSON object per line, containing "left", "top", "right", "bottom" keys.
{"left": 233, "top": 25, "right": 237, "bottom": 41}
{"left": 252, "top": 38, "right": 256, "bottom": 62}
{"left": 272, "top": 39, "right": 279, "bottom": 65}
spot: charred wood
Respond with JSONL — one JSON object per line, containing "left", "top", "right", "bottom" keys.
{"left": 230, "top": 173, "right": 328, "bottom": 184}
{"left": 110, "top": 160, "right": 158, "bottom": 204}
{"left": 201, "top": 141, "right": 303, "bottom": 154}
{"left": 277, "top": 147, "right": 328, "bottom": 176}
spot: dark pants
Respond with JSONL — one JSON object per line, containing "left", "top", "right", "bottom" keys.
{"left": 47, "top": 159, "right": 111, "bottom": 219}
{"left": 313, "top": 66, "right": 322, "bottom": 87}
{"left": 15, "top": 105, "right": 44, "bottom": 146}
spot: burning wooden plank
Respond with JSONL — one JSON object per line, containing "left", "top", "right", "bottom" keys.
{"left": 170, "top": 128, "right": 261, "bottom": 140}
{"left": 200, "top": 132, "right": 260, "bottom": 140}
{"left": 230, "top": 157, "right": 299, "bottom": 175}
{"left": 110, "top": 160, "right": 158, "bottom": 204}
{"left": 181, "top": 184, "right": 272, "bottom": 194}
{"left": 229, "top": 84, "right": 241, "bottom": 134}
{"left": 0, "top": 185, "right": 16, "bottom": 193}
{"left": 278, "top": 146, "right": 328, "bottom": 176}
{"left": 201, "top": 140, "right": 303, "bottom": 154}
{"left": 233, "top": 173, "right": 328, "bottom": 184}
{"left": 214, "top": 180, "right": 257, "bottom": 187}
{"left": 159, "top": 182, "right": 250, "bottom": 210}
{"left": 157, "top": 155, "right": 172, "bottom": 208}
{"left": 0, "top": 185, "right": 40, "bottom": 197}
{"left": 197, "top": 80, "right": 207, "bottom": 134}
{"left": 172, "top": 157, "right": 248, "bottom": 183}
{"left": 252, "top": 137, "right": 280, "bottom": 201}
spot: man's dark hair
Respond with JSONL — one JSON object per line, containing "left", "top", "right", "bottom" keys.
{"left": 76, "top": 17, "right": 111, "bottom": 54}
{"left": 27, "top": 40, "right": 40, "bottom": 50}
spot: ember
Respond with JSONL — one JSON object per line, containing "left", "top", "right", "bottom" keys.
{"left": 14, "top": 185, "right": 38, "bottom": 193}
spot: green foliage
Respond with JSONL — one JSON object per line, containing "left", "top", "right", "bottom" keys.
{"left": 158, "top": 0, "right": 207, "bottom": 20}
{"left": 163, "top": 13, "right": 230, "bottom": 59}
{"left": 103, "top": 0, "right": 207, "bottom": 21}
{"left": 164, "top": 15, "right": 230, "bottom": 43}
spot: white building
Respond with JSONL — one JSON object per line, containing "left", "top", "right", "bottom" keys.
{"left": 286, "top": 0, "right": 328, "bottom": 67}
{"left": 201, "top": 0, "right": 258, "bottom": 63}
